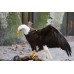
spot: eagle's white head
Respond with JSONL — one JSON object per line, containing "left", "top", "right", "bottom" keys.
{"left": 16, "top": 24, "right": 30, "bottom": 35}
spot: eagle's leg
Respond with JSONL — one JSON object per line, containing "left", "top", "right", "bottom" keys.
{"left": 30, "top": 45, "right": 38, "bottom": 58}
{"left": 30, "top": 50, "right": 38, "bottom": 58}
{"left": 43, "top": 45, "right": 53, "bottom": 59}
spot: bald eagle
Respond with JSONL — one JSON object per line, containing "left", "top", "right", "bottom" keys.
{"left": 16, "top": 24, "right": 72, "bottom": 59}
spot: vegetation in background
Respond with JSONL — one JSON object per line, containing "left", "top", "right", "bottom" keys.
{"left": 5, "top": 12, "right": 22, "bottom": 45}
{"left": 34, "top": 12, "right": 49, "bottom": 29}
{"left": 0, "top": 12, "right": 49, "bottom": 45}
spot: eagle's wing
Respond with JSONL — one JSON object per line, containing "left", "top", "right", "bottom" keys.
{"left": 38, "top": 25, "right": 72, "bottom": 56}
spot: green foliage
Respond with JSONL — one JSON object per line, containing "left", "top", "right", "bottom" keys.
{"left": 6, "top": 12, "right": 22, "bottom": 45}
{"left": 7, "top": 12, "right": 21, "bottom": 28}
{"left": 34, "top": 12, "right": 49, "bottom": 29}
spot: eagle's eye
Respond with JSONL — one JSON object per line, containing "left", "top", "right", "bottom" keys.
{"left": 20, "top": 30, "right": 22, "bottom": 31}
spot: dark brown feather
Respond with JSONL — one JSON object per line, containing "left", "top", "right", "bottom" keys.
{"left": 25, "top": 25, "right": 72, "bottom": 56}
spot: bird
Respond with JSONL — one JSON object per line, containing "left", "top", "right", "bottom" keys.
{"left": 16, "top": 24, "right": 72, "bottom": 59}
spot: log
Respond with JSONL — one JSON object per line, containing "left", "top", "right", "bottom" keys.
{"left": 13, "top": 55, "right": 44, "bottom": 61}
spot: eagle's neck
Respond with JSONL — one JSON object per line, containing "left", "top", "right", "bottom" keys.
{"left": 23, "top": 26, "right": 30, "bottom": 35}
{"left": 23, "top": 29, "right": 30, "bottom": 35}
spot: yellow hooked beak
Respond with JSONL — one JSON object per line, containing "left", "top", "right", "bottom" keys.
{"left": 16, "top": 30, "right": 22, "bottom": 34}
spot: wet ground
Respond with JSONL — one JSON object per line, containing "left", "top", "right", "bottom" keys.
{"left": 0, "top": 36, "right": 74, "bottom": 61}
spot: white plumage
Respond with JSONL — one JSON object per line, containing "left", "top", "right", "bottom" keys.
{"left": 18, "top": 24, "right": 30, "bottom": 35}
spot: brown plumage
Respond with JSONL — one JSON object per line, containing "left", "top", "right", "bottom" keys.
{"left": 25, "top": 25, "right": 72, "bottom": 56}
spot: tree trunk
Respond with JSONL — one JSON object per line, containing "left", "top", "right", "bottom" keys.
{"left": 22, "top": 12, "right": 28, "bottom": 24}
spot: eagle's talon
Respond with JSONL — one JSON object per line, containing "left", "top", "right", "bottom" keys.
{"left": 30, "top": 51, "right": 38, "bottom": 58}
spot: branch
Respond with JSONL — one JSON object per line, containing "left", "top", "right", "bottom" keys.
{"left": 13, "top": 55, "right": 44, "bottom": 61}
